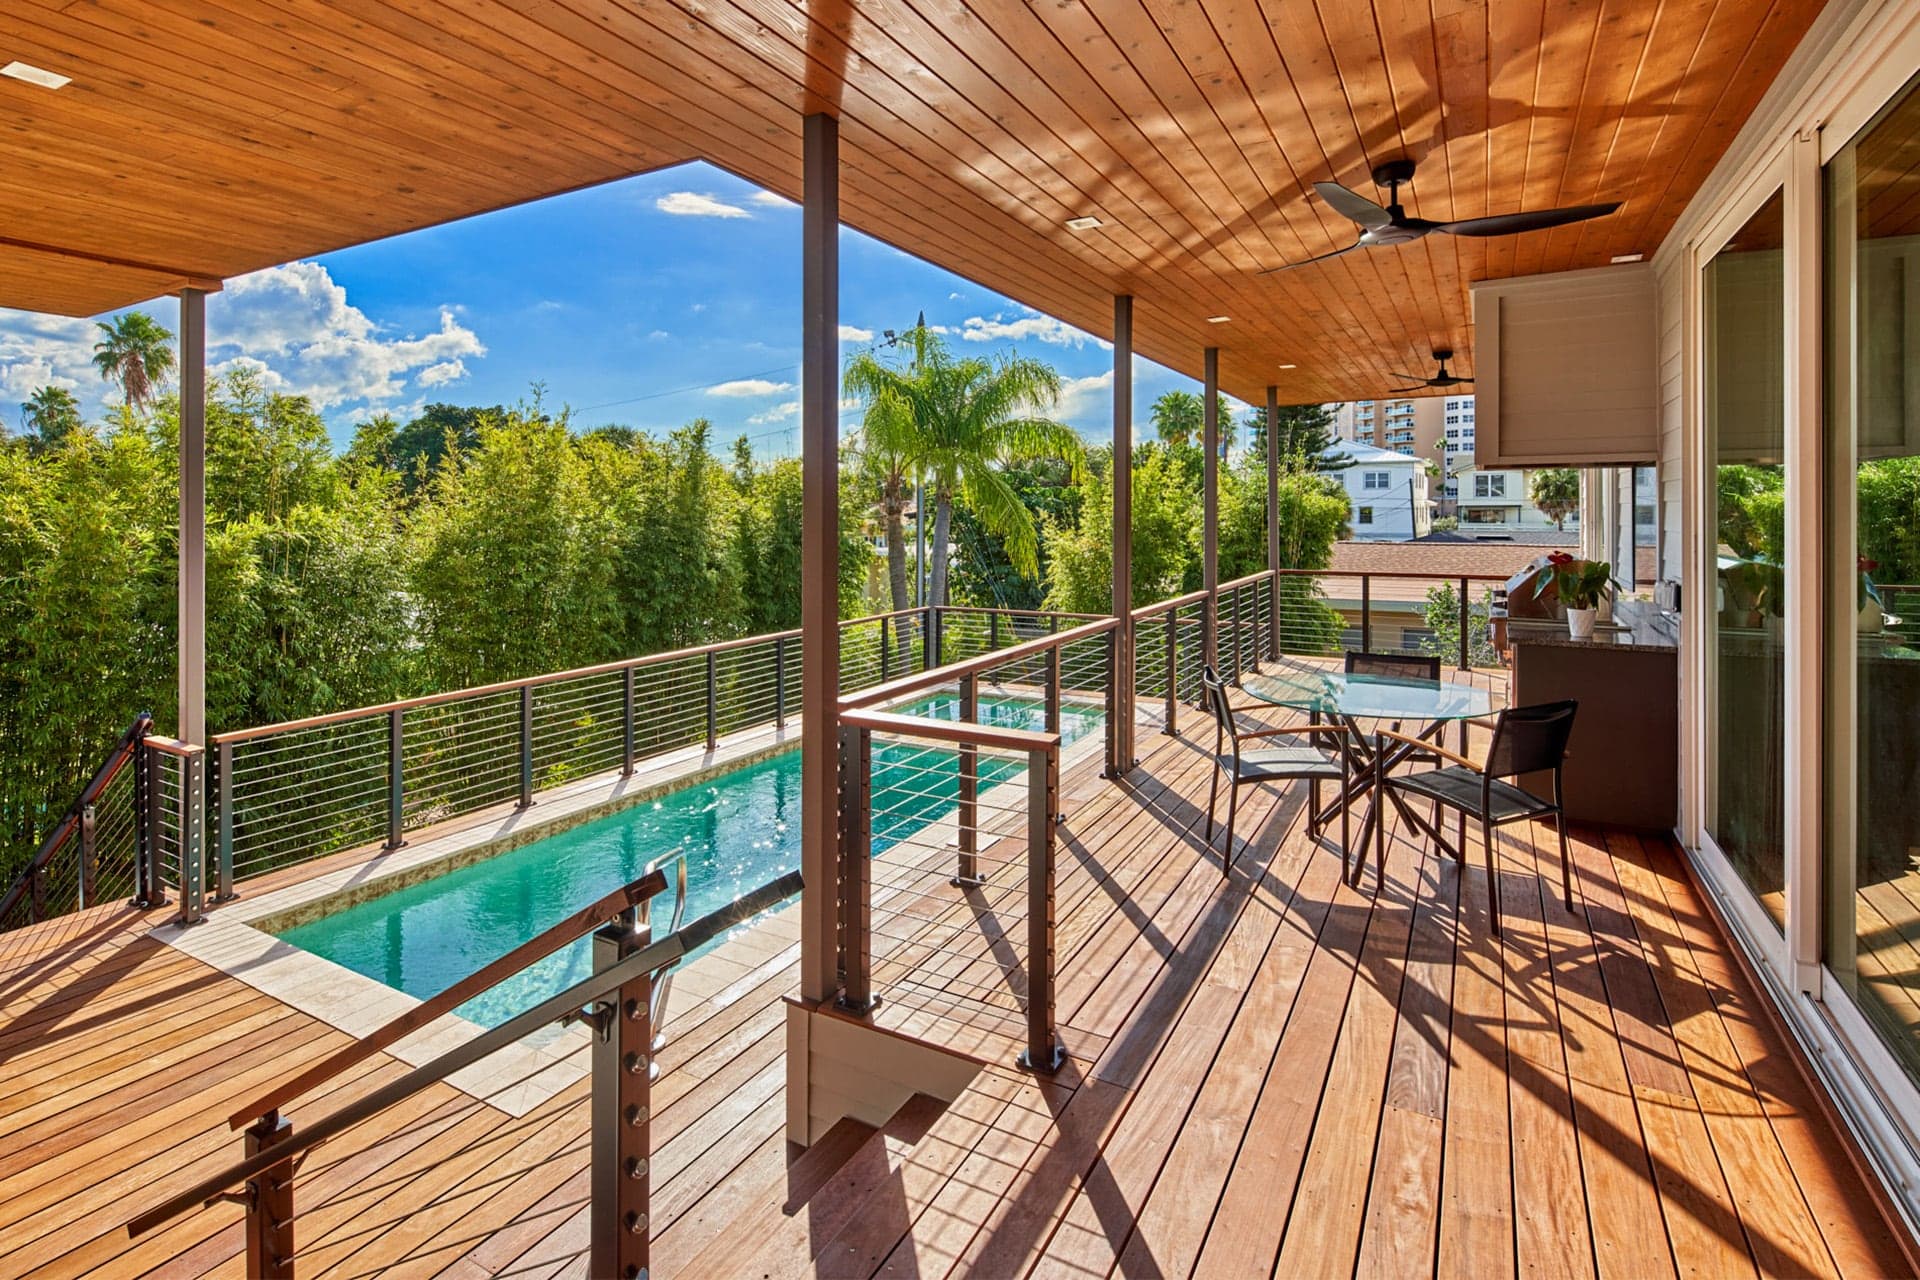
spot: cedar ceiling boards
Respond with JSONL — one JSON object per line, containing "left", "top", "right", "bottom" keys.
{"left": 0, "top": 0, "right": 1823, "bottom": 401}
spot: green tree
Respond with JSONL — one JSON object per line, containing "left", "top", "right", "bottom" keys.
{"left": 1527, "top": 467, "right": 1581, "bottom": 530}
{"left": 20, "top": 387, "right": 83, "bottom": 453}
{"left": 1148, "top": 389, "right": 1237, "bottom": 452}
{"left": 1044, "top": 445, "right": 1198, "bottom": 612}
{"left": 949, "top": 457, "right": 1081, "bottom": 610}
{"left": 844, "top": 324, "right": 1083, "bottom": 607}
{"left": 91, "top": 311, "right": 176, "bottom": 411}
{"left": 1246, "top": 403, "right": 1339, "bottom": 472}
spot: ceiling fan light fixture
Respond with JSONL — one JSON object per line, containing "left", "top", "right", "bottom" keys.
{"left": 1, "top": 61, "right": 70, "bottom": 90}
{"left": 1065, "top": 216, "right": 1102, "bottom": 231}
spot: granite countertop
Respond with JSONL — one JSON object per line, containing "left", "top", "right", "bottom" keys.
{"left": 1505, "top": 599, "right": 1680, "bottom": 653}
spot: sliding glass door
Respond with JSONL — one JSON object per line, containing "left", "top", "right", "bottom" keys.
{"left": 1824, "top": 70, "right": 1920, "bottom": 1082}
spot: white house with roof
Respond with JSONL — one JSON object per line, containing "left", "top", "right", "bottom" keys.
{"left": 1325, "top": 437, "right": 1432, "bottom": 541}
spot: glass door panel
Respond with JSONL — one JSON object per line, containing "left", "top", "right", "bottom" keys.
{"left": 1825, "top": 71, "right": 1920, "bottom": 1081}
{"left": 1704, "top": 189, "right": 1788, "bottom": 927}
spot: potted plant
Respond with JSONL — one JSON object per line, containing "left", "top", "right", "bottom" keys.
{"left": 1531, "top": 552, "right": 1613, "bottom": 639}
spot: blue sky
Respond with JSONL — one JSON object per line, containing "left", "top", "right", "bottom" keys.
{"left": 0, "top": 162, "right": 1240, "bottom": 455}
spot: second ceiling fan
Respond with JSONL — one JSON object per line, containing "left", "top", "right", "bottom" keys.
{"left": 1266, "top": 159, "right": 1621, "bottom": 272}
{"left": 1389, "top": 349, "right": 1472, "bottom": 393}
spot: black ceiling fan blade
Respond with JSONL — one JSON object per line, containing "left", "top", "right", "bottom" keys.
{"left": 1387, "top": 372, "right": 1436, "bottom": 385}
{"left": 1313, "top": 181, "right": 1394, "bottom": 229}
{"left": 1259, "top": 238, "right": 1364, "bottom": 274}
{"left": 1385, "top": 385, "right": 1428, "bottom": 394}
{"left": 1436, "top": 202, "right": 1622, "bottom": 237}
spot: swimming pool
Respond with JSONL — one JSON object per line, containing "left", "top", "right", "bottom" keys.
{"left": 277, "top": 692, "right": 1101, "bottom": 1027}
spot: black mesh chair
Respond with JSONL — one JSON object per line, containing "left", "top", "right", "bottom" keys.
{"left": 1344, "top": 650, "right": 1440, "bottom": 682}
{"left": 1201, "top": 665, "right": 1350, "bottom": 878}
{"left": 1376, "top": 699, "right": 1579, "bottom": 936}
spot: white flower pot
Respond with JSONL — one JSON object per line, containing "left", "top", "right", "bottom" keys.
{"left": 1567, "top": 607, "right": 1597, "bottom": 640}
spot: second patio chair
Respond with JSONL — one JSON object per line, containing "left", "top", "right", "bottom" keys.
{"left": 1200, "top": 665, "right": 1350, "bottom": 878}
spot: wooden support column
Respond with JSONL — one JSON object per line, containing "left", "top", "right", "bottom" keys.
{"left": 179, "top": 289, "right": 207, "bottom": 748}
{"left": 799, "top": 112, "right": 841, "bottom": 1004}
{"left": 1202, "top": 347, "right": 1219, "bottom": 669}
{"left": 1109, "top": 296, "right": 1135, "bottom": 775}
{"left": 1265, "top": 384, "right": 1281, "bottom": 658}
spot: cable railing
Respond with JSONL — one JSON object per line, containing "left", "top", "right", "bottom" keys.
{"left": 0, "top": 712, "right": 151, "bottom": 931}
{"left": 1271, "top": 567, "right": 1509, "bottom": 669}
{"left": 127, "top": 865, "right": 801, "bottom": 1280}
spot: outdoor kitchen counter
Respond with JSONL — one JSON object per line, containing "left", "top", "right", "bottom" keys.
{"left": 1505, "top": 599, "right": 1679, "bottom": 830}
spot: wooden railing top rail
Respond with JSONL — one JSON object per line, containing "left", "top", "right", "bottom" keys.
{"left": 1130, "top": 588, "right": 1210, "bottom": 621}
{"left": 1273, "top": 567, "right": 1514, "bottom": 582}
{"left": 840, "top": 616, "right": 1118, "bottom": 711}
{"left": 129, "top": 869, "right": 804, "bottom": 1243}
{"left": 143, "top": 734, "right": 203, "bottom": 758}
{"left": 938, "top": 605, "right": 1105, "bottom": 621}
{"left": 839, "top": 707, "right": 1061, "bottom": 754}
{"left": 227, "top": 866, "right": 671, "bottom": 1132}
{"left": 1219, "top": 570, "right": 1273, "bottom": 592}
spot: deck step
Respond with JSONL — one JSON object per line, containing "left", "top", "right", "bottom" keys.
{"left": 679, "top": 1094, "right": 949, "bottom": 1278}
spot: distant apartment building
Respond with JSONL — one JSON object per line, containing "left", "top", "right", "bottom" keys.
{"left": 1329, "top": 394, "right": 1576, "bottom": 536}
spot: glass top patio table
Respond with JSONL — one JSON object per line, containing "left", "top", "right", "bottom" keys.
{"left": 1238, "top": 667, "right": 1496, "bottom": 722}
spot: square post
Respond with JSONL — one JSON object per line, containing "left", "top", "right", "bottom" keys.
{"left": 176, "top": 747, "right": 205, "bottom": 926}
{"left": 244, "top": 1113, "right": 295, "bottom": 1279}
{"left": 704, "top": 650, "right": 719, "bottom": 751}
{"left": 1017, "top": 746, "right": 1064, "bottom": 1073}
{"left": 955, "top": 673, "right": 981, "bottom": 886}
{"left": 1163, "top": 603, "right": 1179, "bottom": 735}
{"left": 1265, "top": 385, "right": 1281, "bottom": 660}
{"left": 385, "top": 710, "right": 405, "bottom": 851}
{"left": 78, "top": 803, "right": 97, "bottom": 909}
{"left": 773, "top": 639, "right": 787, "bottom": 729}
{"left": 799, "top": 110, "right": 843, "bottom": 1004}
{"left": 1202, "top": 347, "right": 1220, "bottom": 670}
{"left": 590, "top": 907, "right": 651, "bottom": 1280}
{"left": 134, "top": 745, "right": 164, "bottom": 909}
{"left": 622, "top": 666, "right": 637, "bottom": 773}
{"left": 1458, "top": 576, "right": 1472, "bottom": 670}
{"left": 518, "top": 685, "right": 535, "bottom": 809}
{"left": 179, "top": 289, "right": 208, "bottom": 751}
{"left": 216, "top": 740, "right": 236, "bottom": 899}
{"left": 1109, "top": 295, "right": 1135, "bottom": 775}
{"left": 836, "top": 724, "right": 873, "bottom": 1011}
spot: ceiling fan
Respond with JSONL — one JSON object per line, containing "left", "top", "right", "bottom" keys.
{"left": 1388, "top": 349, "right": 1472, "bottom": 392}
{"left": 1265, "top": 158, "right": 1621, "bottom": 272}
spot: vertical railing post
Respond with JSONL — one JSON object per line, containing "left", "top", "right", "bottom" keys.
{"left": 880, "top": 616, "right": 891, "bottom": 683}
{"left": 177, "top": 747, "right": 205, "bottom": 926}
{"left": 926, "top": 607, "right": 941, "bottom": 670}
{"left": 1018, "top": 746, "right": 1064, "bottom": 1073}
{"left": 704, "top": 651, "right": 719, "bottom": 752}
{"left": 215, "top": 740, "right": 235, "bottom": 900}
{"left": 1103, "top": 630, "right": 1121, "bottom": 778}
{"left": 622, "top": 666, "right": 637, "bottom": 774}
{"left": 134, "top": 743, "right": 164, "bottom": 909}
{"left": 1268, "top": 568, "right": 1281, "bottom": 660}
{"left": 836, "top": 723, "right": 874, "bottom": 1011}
{"left": 244, "top": 1112, "right": 295, "bottom": 1280}
{"left": 590, "top": 905, "right": 651, "bottom": 1280}
{"left": 774, "top": 638, "right": 788, "bottom": 729}
{"left": 1458, "top": 576, "right": 1472, "bottom": 671}
{"left": 955, "top": 674, "right": 981, "bottom": 886}
{"left": 29, "top": 863, "right": 44, "bottom": 923}
{"left": 518, "top": 685, "right": 534, "bottom": 809}
{"left": 1360, "top": 575, "right": 1373, "bottom": 654}
{"left": 1044, "top": 645, "right": 1061, "bottom": 734}
{"left": 1163, "top": 604, "right": 1178, "bottom": 736}
{"left": 79, "top": 803, "right": 97, "bottom": 909}
{"left": 1230, "top": 587, "right": 1243, "bottom": 684}
{"left": 385, "top": 710, "right": 405, "bottom": 852}
{"left": 989, "top": 612, "right": 1001, "bottom": 652}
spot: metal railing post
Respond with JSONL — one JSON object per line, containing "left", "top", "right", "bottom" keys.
{"left": 622, "top": 666, "right": 637, "bottom": 774}
{"left": 385, "top": 710, "right": 405, "bottom": 852}
{"left": 1103, "top": 630, "right": 1121, "bottom": 778}
{"left": 135, "top": 744, "right": 164, "bottom": 909}
{"left": 880, "top": 616, "right": 891, "bottom": 683}
{"left": 836, "top": 724, "right": 874, "bottom": 1012}
{"left": 1163, "top": 605, "right": 1178, "bottom": 736}
{"left": 1267, "top": 569, "right": 1280, "bottom": 662}
{"left": 518, "top": 686, "right": 534, "bottom": 809}
{"left": 590, "top": 906, "right": 651, "bottom": 1280}
{"left": 177, "top": 747, "right": 206, "bottom": 926}
{"left": 1230, "top": 587, "right": 1243, "bottom": 684}
{"left": 1018, "top": 746, "right": 1064, "bottom": 1073}
{"left": 955, "top": 674, "right": 981, "bottom": 887}
{"left": 29, "top": 863, "right": 44, "bottom": 923}
{"left": 244, "top": 1112, "right": 294, "bottom": 1279}
{"left": 773, "top": 638, "right": 788, "bottom": 729}
{"left": 1044, "top": 645, "right": 1061, "bottom": 734}
{"left": 926, "top": 607, "right": 941, "bottom": 670}
{"left": 1361, "top": 575, "right": 1373, "bottom": 654}
{"left": 79, "top": 803, "right": 97, "bottom": 909}
{"left": 704, "top": 650, "right": 719, "bottom": 752}
{"left": 989, "top": 612, "right": 1001, "bottom": 652}
{"left": 216, "top": 741, "right": 235, "bottom": 899}
{"left": 1458, "top": 576, "right": 1472, "bottom": 671}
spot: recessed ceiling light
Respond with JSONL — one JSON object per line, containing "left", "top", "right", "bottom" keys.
{"left": 1278, "top": 363, "right": 1297, "bottom": 369}
{"left": 1065, "top": 216, "right": 1102, "bottom": 231}
{"left": 1611, "top": 252, "right": 1644, "bottom": 264}
{"left": 1, "top": 61, "right": 70, "bottom": 90}
{"left": 1206, "top": 315, "right": 1230, "bottom": 324}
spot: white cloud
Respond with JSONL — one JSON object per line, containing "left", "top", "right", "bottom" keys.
{"left": 958, "top": 310, "right": 1106, "bottom": 349}
{"left": 750, "top": 191, "right": 795, "bottom": 208}
{"left": 838, "top": 325, "right": 874, "bottom": 342}
{"left": 0, "top": 310, "right": 96, "bottom": 408}
{"left": 948, "top": 292, "right": 964, "bottom": 300}
{"left": 646, "top": 329, "right": 670, "bottom": 341}
{"left": 655, "top": 191, "right": 750, "bottom": 218}
{"left": 709, "top": 378, "right": 794, "bottom": 397}
{"left": 208, "top": 261, "right": 486, "bottom": 410}
{"left": 1055, "top": 370, "right": 1114, "bottom": 420}
{"left": 749, "top": 399, "right": 801, "bottom": 425}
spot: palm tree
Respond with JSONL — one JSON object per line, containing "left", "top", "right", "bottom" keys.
{"left": 845, "top": 324, "right": 1083, "bottom": 610}
{"left": 1149, "top": 389, "right": 1238, "bottom": 454}
{"left": 1527, "top": 467, "right": 1581, "bottom": 530}
{"left": 20, "top": 386, "right": 82, "bottom": 452}
{"left": 91, "top": 311, "right": 175, "bottom": 411}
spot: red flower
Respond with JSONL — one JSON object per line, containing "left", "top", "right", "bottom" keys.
{"left": 1859, "top": 557, "right": 1880, "bottom": 573}
{"left": 1547, "top": 551, "right": 1575, "bottom": 567}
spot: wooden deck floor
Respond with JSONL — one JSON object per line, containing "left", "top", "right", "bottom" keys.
{"left": 0, "top": 709, "right": 1913, "bottom": 1277}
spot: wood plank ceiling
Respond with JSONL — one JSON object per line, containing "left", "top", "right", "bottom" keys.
{"left": 0, "top": 0, "right": 1824, "bottom": 403}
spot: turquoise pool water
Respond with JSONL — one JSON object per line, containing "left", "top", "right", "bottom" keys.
{"left": 278, "top": 693, "right": 1100, "bottom": 1027}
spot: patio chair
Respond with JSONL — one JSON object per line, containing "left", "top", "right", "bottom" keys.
{"left": 1200, "top": 665, "right": 1350, "bottom": 878}
{"left": 1375, "top": 699, "right": 1579, "bottom": 936}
